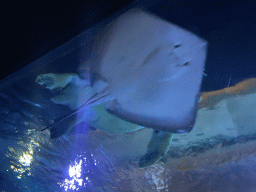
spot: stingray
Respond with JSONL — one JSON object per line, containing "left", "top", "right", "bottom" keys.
{"left": 87, "top": 8, "right": 207, "bottom": 132}
{"left": 42, "top": 8, "right": 207, "bottom": 167}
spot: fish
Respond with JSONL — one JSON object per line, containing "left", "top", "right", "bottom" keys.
{"left": 44, "top": 8, "right": 207, "bottom": 135}
{"left": 87, "top": 8, "right": 207, "bottom": 133}
{"left": 38, "top": 8, "right": 208, "bottom": 168}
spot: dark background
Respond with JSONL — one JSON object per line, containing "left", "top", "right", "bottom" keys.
{"left": 2, "top": 0, "right": 256, "bottom": 91}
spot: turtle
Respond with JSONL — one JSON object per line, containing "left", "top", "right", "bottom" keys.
{"left": 36, "top": 72, "right": 173, "bottom": 168}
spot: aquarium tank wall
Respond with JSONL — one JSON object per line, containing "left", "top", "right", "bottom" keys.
{"left": 1, "top": 0, "right": 256, "bottom": 191}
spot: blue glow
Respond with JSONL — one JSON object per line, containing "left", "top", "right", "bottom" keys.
{"left": 58, "top": 152, "right": 101, "bottom": 191}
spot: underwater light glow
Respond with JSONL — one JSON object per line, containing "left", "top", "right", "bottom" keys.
{"left": 69, "top": 159, "right": 82, "bottom": 178}
{"left": 8, "top": 137, "right": 40, "bottom": 179}
{"left": 19, "top": 151, "right": 33, "bottom": 167}
{"left": 58, "top": 154, "right": 95, "bottom": 191}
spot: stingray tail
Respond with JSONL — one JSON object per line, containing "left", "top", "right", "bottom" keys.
{"left": 41, "top": 102, "right": 88, "bottom": 131}
{"left": 86, "top": 86, "right": 113, "bottom": 106}
{"left": 41, "top": 87, "right": 113, "bottom": 132}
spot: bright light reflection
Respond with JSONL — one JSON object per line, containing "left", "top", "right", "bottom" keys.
{"left": 8, "top": 136, "right": 40, "bottom": 179}
{"left": 19, "top": 151, "right": 33, "bottom": 167}
{"left": 58, "top": 155, "right": 88, "bottom": 191}
{"left": 58, "top": 153, "right": 97, "bottom": 191}
{"left": 69, "top": 160, "right": 82, "bottom": 178}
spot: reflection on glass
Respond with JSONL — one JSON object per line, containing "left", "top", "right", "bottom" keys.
{"left": 7, "top": 135, "right": 40, "bottom": 179}
{"left": 58, "top": 153, "right": 101, "bottom": 191}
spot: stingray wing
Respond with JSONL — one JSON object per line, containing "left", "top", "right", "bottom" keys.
{"left": 89, "top": 8, "right": 207, "bottom": 133}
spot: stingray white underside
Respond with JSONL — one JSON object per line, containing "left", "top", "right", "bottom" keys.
{"left": 88, "top": 9, "right": 208, "bottom": 133}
